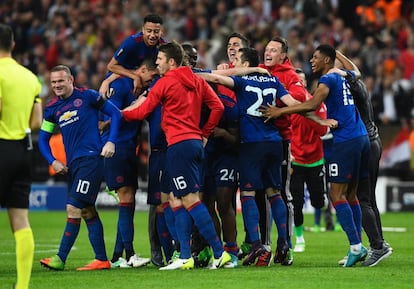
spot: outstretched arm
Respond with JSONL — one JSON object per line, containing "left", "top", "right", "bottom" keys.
{"left": 259, "top": 84, "right": 329, "bottom": 122}
{"left": 211, "top": 67, "right": 270, "bottom": 76}
{"left": 305, "top": 112, "right": 338, "bottom": 128}
{"left": 197, "top": 73, "right": 235, "bottom": 88}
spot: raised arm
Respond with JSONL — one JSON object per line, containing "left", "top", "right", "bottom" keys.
{"left": 335, "top": 50, "right": 361, "bottom": 79}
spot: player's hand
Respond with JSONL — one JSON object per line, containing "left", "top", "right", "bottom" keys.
{"left": 101, "top": 141, "right": 115, "bottom": 158}
{"left": 320, "top": 118, "right": 338, "bottom": 128}
{"left": 258, "top": 104, "right": 281, "bottom": 123}
{"left": 202, "top": 137, "right": 208, "bottom": 148}
{"left": 98, "top": 120, "right": 111, "bottom": 134}
{"left": 211, "top": 127, "right": 226, "bottom": 138}
{"left": 99, "top": 81, "right": 114, "bottom": 99}
{"left": 51, "top": 160, "right": 68, "bottom": 175}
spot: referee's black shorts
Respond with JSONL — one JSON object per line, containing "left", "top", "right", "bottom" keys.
{"left": 0, "top": 139, "right": 32, "bottom": 209}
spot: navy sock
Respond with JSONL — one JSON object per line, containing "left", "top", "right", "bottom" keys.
{"left": 333, "top": 200, "right": 360, "bottom": 245}
{"left": 118, "top": 202, "right": 135, "bottom": 254}
{"left": 58, "top": 218, "right": 81, "bottom": 262}
{"left": 224, "top": 242, "right": 238, "bottom": 256}
{"left": 173, "top": 206, "right": 193, "bottom": 259}
{"left": 85, "top": 215, "right": 108, "bottom": 261}
{"left": 156, "top": 211, "right": 174, "bottom": 262}
{"left": 187, "top": 201, "right": 223, "bottom": 258}
{"left": 112, "top": 227, "right": 123, "bottom": 262}
{"left": 268, "top": 194, "right": 287, "bottom": 241}
{"left": 240, "top": 195, "right": 260, "bottom": 244}
{"left": 163, "top": 202, "right": 178, "bottom": 242}
{"left": 349, "top": 200, "right": 362, "bottom": 240}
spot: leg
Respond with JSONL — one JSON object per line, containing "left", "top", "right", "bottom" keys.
{"left": 330, "top": 182, "right": 361, "bottom": 246}
{"left": 290, "top": 165, "right": 306, "bottom": 252}
{"left": 216, "top": 186, "right": 238, "bottom": 251}
{"left": 82, "top": 206, "right": 109, "bottom": 261}
{"left": 182, "top": 193, "right": 224, "bottom": 258}
{"left": 9, "top": 208, "right": 34, "bottom": 289}
{"left": 255, "top": 189, "right": 271, "bottom": 246}
{"left": 117, "top": 186, "right": 137, "bottom": 261}
{"left": 76, "top": 206, "right": 111, "bottom": 271}
{"left": 58, "top": 204, "right": 82, "bottom": 262}
{"left": 307, "top": 164, "right": 327, "bottom": 233}
{"left": 155, "top": 204, "right": 174, "bottom": 264}
{"left": 266, "top": 188, "right": 289, "bottom": 264}
{"left": 356, "top": 178, "right": 383, "bottom": 249}
{"left": 148, "top": 204, "right": 163, "bottom": 266}
{"left": 40, "top": 204, "right": 81, "bottom": 270}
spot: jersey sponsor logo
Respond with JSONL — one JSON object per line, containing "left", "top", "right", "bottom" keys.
{"left": 59, "top": 110, "right": 79, "bottom": 127}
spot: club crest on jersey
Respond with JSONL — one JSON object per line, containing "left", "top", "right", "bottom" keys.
{"left": 73, "top": 98, "right": 83, "bottom": 107}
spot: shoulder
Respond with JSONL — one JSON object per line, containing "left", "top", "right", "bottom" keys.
{"left": 129, "top": 32, "right": 144, "bottom": 42}
{"left": 319, "top": 73, "right": 339, "bottom": 86}
{"left": 75, "top": 87, "right": 100, "bottom": 102}
{"left": 45, "top": 96, "right": 59, "bottom": 108}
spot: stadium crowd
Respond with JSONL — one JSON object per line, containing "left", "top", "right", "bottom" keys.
{"left": 1, "top": 0, "right": 414, "bottom": 128}
{"left": 2, "top": 0, "right": 410, "bottom": 282}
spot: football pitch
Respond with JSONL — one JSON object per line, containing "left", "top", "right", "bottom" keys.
{"left": 1, "top": 210, "right": 413, "bottom": 289}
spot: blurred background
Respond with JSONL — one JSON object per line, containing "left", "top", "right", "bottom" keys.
{"left": 3, "top": 0, "right": 414, "bottom": 212}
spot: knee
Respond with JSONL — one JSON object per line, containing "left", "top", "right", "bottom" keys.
{"left": 217, "top": 202, "right": 232, "bottom": 216}
{"left": 117, "top": 186, "right": 135, "bottom": 203}
{"left": 66, "top": 204, "right": 82, "bottom": 218}
{"left": 81, "top": 206, "right": 97, "bottom": 219}
{"left": 310, "top": 196, "right": 325, "bottom": 209}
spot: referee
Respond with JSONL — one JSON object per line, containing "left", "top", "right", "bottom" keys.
{"left": 0, "top": 24, "right": 42, "bottom": 289}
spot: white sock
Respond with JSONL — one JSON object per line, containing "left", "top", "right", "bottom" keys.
{"left": 296, "top": 236, "right": 305, "bottom": 244}
{"left": 350, "top": 243, "right": 362, "bottom": 254}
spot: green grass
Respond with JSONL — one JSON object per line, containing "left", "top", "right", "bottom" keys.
{"left": 1, "top": 210, "right": 413, "bottom": 289}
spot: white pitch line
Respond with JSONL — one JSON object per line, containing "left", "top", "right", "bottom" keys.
{"left": 304, "top": 226, "right": 407, "bottom": 233}
{"left": 382, "top": 227, "right": 407, "bottom": 232}
{"left": 0, "top": 244, "right": 77, "bottom": 256}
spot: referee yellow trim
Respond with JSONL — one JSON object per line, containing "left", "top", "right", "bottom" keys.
{"left": 40, "top": 120, "right": 55, "bottom": 133}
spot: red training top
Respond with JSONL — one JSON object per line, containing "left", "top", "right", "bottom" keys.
{"left": 122, "top": 66, "right": 224, "bottom": 146}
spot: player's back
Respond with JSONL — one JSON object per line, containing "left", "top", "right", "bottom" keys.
{"left": 0, "top": 58, "right": 41, "bottom": 140}
{"left": 348, "top": 77, "right": 379, "bottom": 140}
{"left": 231, "top": 73, "right": 285, "bottom": 143}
